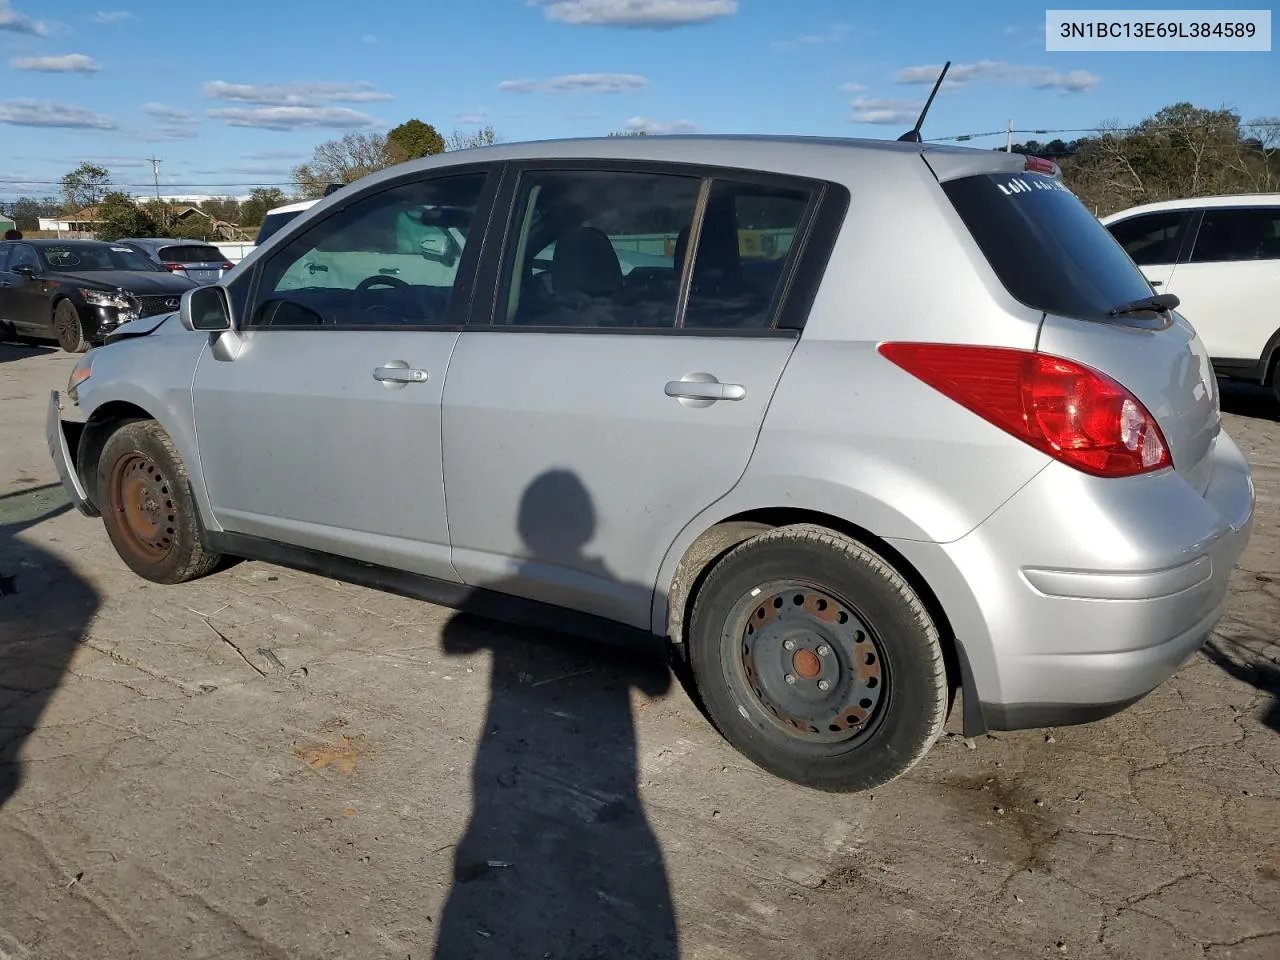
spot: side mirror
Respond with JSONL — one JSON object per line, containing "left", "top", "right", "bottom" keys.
{"left": 181, "top": 284, "right": 232, "bottom": 332}
{"left": 13, "top": 265, "right": 36, "bottom": 278}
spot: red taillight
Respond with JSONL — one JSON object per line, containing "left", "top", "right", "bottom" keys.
{"left": 221, "top": 262, "right": 234, "bottom": 270}
{"left": 162, "top": 262, "right": 184, "bottom": 271}
{"left": 878, "top": 343, "right": 1172, "bottom": 478}
{"left": 1024, "top": 155, "right": 1059, "bottom": 177}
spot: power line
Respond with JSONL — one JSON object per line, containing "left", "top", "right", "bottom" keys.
{"left": 928, "top": 120, "right": 1280, "bottom": 143}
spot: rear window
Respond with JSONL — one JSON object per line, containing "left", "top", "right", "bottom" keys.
{"left": 158, "top": 245, "right": 224, "bottom": 263}
{"left": 942, "top": 172, "right": 1154, "bottom": 320}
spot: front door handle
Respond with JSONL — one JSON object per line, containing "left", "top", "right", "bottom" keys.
{"left": 665, "top": 375, "right": 746, "bottom": 403}
{"left": 1150, "top": 280, "right": 1164, "bottom": 287}
{"left": 373, "top": 364, "right": 428, "bottom": 384}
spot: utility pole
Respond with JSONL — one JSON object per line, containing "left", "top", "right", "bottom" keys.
{"left": 147, "top": 156, "right": 162, "bottom": 202}
{"left": 1005, "top": 120, "right": 1013, "bottom": 152}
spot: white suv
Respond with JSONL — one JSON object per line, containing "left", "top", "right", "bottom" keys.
{"left": 1102, "top": 194, "right": 1280, "bottom": 399}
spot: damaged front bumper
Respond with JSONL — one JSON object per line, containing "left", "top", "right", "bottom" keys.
{"left": 45, "top": 390, "right": 98, "bottom": 518}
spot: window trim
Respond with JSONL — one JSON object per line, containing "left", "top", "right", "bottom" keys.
{"left": 1183, "top": 205, "right": 1280, "bottom": 265}
{"left": 469, "top": 157, "right": 847, "bottom": 339}
{"left": 242, "top": 161, "right": 505, "bottom": 333}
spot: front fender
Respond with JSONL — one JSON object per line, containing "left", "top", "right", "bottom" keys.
{"left": 75, "top": 335, "right": 219, "bottom": 533}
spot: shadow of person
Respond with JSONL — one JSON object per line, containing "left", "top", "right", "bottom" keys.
{"left": 0, "top": 483, "right": 99, "bottom": 811}
{"left": 433, "top": 470, "right": 680, "bottom": 960}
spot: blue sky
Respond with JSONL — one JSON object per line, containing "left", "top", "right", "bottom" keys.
{"left": 1, "top": 0, "right": 1275, "bottom": 202}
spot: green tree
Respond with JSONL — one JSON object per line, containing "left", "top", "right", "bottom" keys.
{"left": 7, "top": 195, "right": 60, "bottom": 231}
{"left": 60, "top": 162, "right": 111, "bottom": 213}
{"left": 446, "top": 125, "right": 500, "bottom": 151}
{"left": 388, "top": 118, "right": 446, "bottom": 161}
{"left": 240, "top": 187, "right": 290, "bottom": 227}
{"left": 200, "top": 196, "right": 243, "bottom": 224}
{"left": 94, "top": 192, "right": 158, "bottom": 241}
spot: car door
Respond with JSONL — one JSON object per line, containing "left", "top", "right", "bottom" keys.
{"left": 190, "top": 165, "right": 500, "bottom": 580}
{"left": 1, "top": 243, "right": 52, "bottom": 333}
{"left": 441, "top": 161, "right": 830, "bottom": 629}
{"left": 1159, "top": 205, "right": 1280, "bottom": 363}
{"left": 1105, "top": 209, "right": 1194, "bottom": 293}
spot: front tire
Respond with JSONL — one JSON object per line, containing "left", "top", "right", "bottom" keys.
{"left": 54, "top": 300, "right": 88, "bottom": 354}
{"left": 96, "top": 420, "right": 222, "bottom": 584}
{"left": 687, "top": 524, "right": 948, "bottom": 792}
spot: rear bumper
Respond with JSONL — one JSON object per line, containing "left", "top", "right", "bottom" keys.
{"left": 891, "top": 429, "right": 1255, "bottom": 735}
{"left": 45, "top": 390, "right": 97, "bottom": 517}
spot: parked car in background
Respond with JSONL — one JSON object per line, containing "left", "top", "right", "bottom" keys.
{"left": 47, "top": 136, "right": 1253, "bottom": 792}
{"left": 1101, "top": 194, "right": 1280, "bottom": 399}
{"left": 253, "top": 198, "right": 320, "bottom": 247}
{"left": 118, "top": 238, "right": 235, "bottom": 286}
{"left": 0, "top": 238, "right": 195, "bottom": 352}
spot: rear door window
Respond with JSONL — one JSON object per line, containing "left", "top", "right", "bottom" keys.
{"left": 1189, "top": 208, "right": 1280, "bottom": 263}
{"left": 159, "top": 244, "right": 224, "bottom": 263}
{"left": 1106, "top": 211, "right": 1189, "bottom": 265}
{"left": 942, "top": 172, "right": 1154, "bottom": 320}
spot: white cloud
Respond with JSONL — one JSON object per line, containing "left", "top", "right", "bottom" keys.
{"left": 245, "top": 149, "right": 303, "bottom": 160}
{"left": 896, "top": 60, "right": 1100, "bottom": 93}
{"left": 839, "top": 82, "right": 867, "bottom": 93}
{"left": 144, "top": 127, "right": 199, "bottom": 141}
{"left": 498, "top": 72, "right": 648, "bottom": 93}
{"left": 775, "top": 22, "right": 849, "bottom": 48}
{"left": 143, "top": 102, "right": 197, "bottom": 124}
{"left": 530, "top": 0, "right": 736, "bottom": 28}
{"left": 0, "top": 99, "right": 116, "bottom": 129}
{"left": 206, "top": 106, "right": 381, "bottom": 131}
{"left": 9, "top": 53, "right": 99, "bottom": 72}
{"left": 455, "top": 109, "right": 488, "bottom": 124}
{"left": 91, "top": 10, "right": 133, "bottom": 23}
{"left": 84, "top": 156, "right": 149, "bottom": 167}
{"left": 0, "top": 1, "right": 48, "bottom": 35}
{"left": 202, "top": 80, "right": 394, "bottom": 106}
{"left": 623, "top": 115, "right": 697, "bottom": 134}
{"left": 848, "top": 96, "right": 922, "bottom": 125}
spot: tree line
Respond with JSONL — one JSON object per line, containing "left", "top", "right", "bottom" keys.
{"left": 995, "top": 103, "right": 1278, "bottom": 216}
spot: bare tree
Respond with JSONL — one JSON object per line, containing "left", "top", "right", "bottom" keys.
{"left": 292, "top": 131, "right": 395, "bottom": 198}
{"left": 446, "top": 125, "right": 501, "bottom": 151}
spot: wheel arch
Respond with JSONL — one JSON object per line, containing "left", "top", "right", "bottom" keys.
{"left": 75, "top": 385, "right": 218, "bottom": 533}
{"left": 658, "top": 504, "right": 985, "bottom": 736}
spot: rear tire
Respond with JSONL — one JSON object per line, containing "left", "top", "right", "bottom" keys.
{"left": 96, "top": 420, "right": 222, "bottom": 584}
{"left": 54, "top": 300, "right": 88, "bottom": 354}
{"left": 687, "top": 524, "right": 948, "bottom": 792}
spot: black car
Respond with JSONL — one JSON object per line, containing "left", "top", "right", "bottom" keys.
{"left": 0, "top": 239, "right": 196, "bottom": 353}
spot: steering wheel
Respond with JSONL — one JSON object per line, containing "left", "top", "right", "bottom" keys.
{"left": 354, "top": 274, "right": 412, "bottom": 314}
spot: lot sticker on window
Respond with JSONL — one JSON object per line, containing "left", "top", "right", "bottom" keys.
{"left": 995, "top": 175, "right": 1070, "bottom": 197}
{"left": 111, "top": 247, "right": 132, "bottom": 253}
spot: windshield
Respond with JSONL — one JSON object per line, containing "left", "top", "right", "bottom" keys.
{"left": 38, "top": 243, "right": 164, "bottom": 273}
{"left": 942, "top": 172, "right": 1154, "bottom": 321}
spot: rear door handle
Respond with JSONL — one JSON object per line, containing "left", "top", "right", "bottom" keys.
{"left": 665, "top": 378, "right": 746, "bottom": 401}
{"left": 1150, "top": 280, "right": 1164, "bottom": 287}
{"left": 373, "top": 365, "right": 428, "bottom": 383}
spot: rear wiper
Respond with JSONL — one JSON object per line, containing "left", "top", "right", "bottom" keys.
{"left": 1109, "top": 292, "right": 1180, "bottom": 316}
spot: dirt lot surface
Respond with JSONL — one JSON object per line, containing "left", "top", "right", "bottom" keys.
{"left": 1, "top": 342, "right": 1278, "bottom": 960}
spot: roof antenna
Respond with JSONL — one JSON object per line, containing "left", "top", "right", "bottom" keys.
{"left": 897, "top": 60, "right": 950, "bottom": 143}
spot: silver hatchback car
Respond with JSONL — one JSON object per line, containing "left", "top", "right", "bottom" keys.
{"left": 47, "top": 135, "right": 1255, "bottom": 792}
{"left": 118, "top": 238, "right": 234, "bottom": 285}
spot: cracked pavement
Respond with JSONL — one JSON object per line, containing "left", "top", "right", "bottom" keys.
{"left": 1, "top": 343, "right": 1277, "bottom": 959}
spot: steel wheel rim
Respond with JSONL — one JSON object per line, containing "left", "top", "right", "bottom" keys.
{"left": 109, "top": 452, "right": 176, "bottom": 563}
{"left": 724, "top": 580, "right": 889, "bottom": 746}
